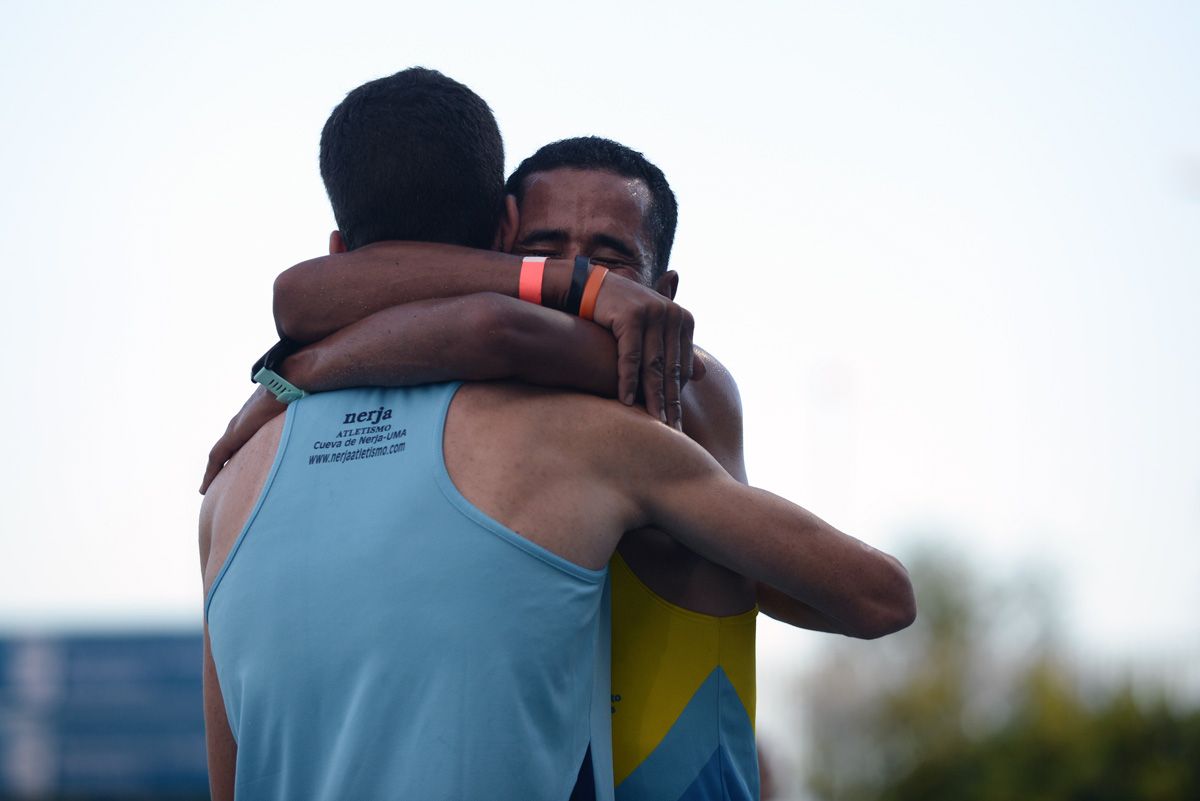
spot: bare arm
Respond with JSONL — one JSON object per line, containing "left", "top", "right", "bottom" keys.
{"left": 273, "top": 241, "right": 698, "bottom": 422}
{"left": 200, "top": 293, "right": 623, "bottom": 493}
{"left": 273, "top": 242, "right": 533, "bottom": 344}
{"left": 685, "top": 359, "right": 886, "bottom": 635}
{"left": 283, "top": 293, "right": 619, "bottom": 396}
{"left": 650, "top": 464, "right": 915, "bottom": 639}
{"left": 606, "top": 411, "right": 916, "bottom": 639}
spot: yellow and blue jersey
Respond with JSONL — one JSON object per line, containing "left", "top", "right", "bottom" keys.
{"left": 610, "top": 553, "right": 759, "bottom": 801}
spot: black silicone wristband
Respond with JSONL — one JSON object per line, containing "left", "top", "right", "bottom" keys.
{"left": 250, "top": 337, "right": 303, "bottom": 382}
{"left": 565, "top": 256, "right": 591, "bottom": 315}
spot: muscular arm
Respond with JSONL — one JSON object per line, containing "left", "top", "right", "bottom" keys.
{"left": 273, "top": 240, "right": 697, "bottom": 419}
{"left": 658, "top": 478, "right": 914, "bottom": 639}
{"left": 282, "top": 293, "right": 618, "bottom": 397}
{"left": 200, "top": 293, "right": 625, "bottom": 493}
{"left": 687, "top": 359, "right": 887, "bottom": 635}
{"left": 601, "top": 407, "right": 916, "bottom": 640}
{"left": 273, "top": 242, "right": 540, "bottom": 344}
{"left": 202, "top": 244, "right": 706, "bottom": 492}
{"left": 203, "top": 236, "right": 705, "bottom": 492}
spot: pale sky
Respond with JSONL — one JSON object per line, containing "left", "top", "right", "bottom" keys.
{"left": 1, "top": 0, "right": 1197, "bottom": 756}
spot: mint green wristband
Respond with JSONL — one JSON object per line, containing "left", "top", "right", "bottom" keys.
{"left": 253, "top": 366, "right": 309, "bottom": 405}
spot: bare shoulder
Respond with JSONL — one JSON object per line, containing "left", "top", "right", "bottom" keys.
{"left": 681, "top": 346, "right": 746, "bottom": 481}
{"left": 453, "top": 381, "right": 667, "bottom": 445}
{"left": 446, "top": 382, "right": 686, "bottom": 567}
{"left": 686, "top": 346, "right": 743, "bottom": 422}
{"left": 452, "top": 381, "right": 712, "bottom": 487}
{"left": 695, "top": 346, "right": 739, "bottom": 388}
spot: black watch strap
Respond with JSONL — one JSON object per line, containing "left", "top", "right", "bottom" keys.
{"left": 250, "top": 338, "right": 303, "bottom": 382}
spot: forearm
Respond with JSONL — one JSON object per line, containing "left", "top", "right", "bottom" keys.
{"left": 503, "top": 301, "right": 618, "bottom": 397}
{"left": 684, "top": 364, "right": 906, "bottom": 637}
{"left": 757, "top": 583, "right": 863, "bottom": 634}
{"left": 696, "top": 487, "right": 915, "bottom": 639}
{"left": 638, "top": 450, "right": 916, "bottom": 640}
{"left": 282, "top": 293, "right": 619, "bottom": 397}
{"left": 200, "top": 294, "right": 625, "bottom": 496}
{"left": 273, "top": 242, "right": 573, "bottom": 343}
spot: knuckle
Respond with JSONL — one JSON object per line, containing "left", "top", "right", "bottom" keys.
{"left": 645, "top": 355, "right": 666, "bottom": 376}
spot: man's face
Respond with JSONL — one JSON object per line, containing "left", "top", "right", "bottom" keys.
{"left": 512, "top": 168, "right": 657, "bottom": 287}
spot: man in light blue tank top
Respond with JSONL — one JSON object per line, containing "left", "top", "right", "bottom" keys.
{"left": 198, "top": 67, "right": 647, "bottom": 801}
{"left": 205, "top": 383, "right": 610, "bottom": 801}
{"left": 200, "top": 68, "right": 915, "bottom": 801}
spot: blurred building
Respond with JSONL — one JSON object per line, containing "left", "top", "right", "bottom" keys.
{"left": 0, "top": 633, "right": 207, "bottom": 800}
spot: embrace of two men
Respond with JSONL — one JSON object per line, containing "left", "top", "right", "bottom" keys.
{"left": 199, "top": 67, "right": 916, "bottom": 801}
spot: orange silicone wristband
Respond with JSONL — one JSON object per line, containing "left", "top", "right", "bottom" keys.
{"left": 578, "top": 265, "right": 609, "bottom": 322}
{"left": 519, "top": 256, "right": 547, "bottom": 305}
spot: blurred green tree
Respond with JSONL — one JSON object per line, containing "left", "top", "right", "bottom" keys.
{"left": 799, "top": 547, "right": 1200, "bottom": 801}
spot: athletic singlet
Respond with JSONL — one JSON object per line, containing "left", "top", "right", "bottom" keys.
{"left": 609, "top": 553, "right": 758, "bottom": 801}
{"left": 205, "top": 383, "right": 613, "bottom": 801}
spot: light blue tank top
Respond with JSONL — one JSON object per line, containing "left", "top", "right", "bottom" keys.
{"left": 206, "top": 383, "right": 613, "bottom": 801}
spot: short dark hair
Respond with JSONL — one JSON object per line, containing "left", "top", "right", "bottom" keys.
{"left": 505, "top": 137, "right": 678, "bottom": 280}
{"left": 320, "top": 67, "right": 504, "bottom": 251}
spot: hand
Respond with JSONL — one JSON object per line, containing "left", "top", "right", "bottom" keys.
{"left": 199, "top": 386, "right": 288, "bottom": 494}
{"left": 589, "top": 273, "right": 703, "bottom": 430}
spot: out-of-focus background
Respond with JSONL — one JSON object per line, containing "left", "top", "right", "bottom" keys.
{"left": 1, "top": 2, "right": 1197, "bottom": 798}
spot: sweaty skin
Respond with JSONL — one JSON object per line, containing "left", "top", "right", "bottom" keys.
{"left": 200, "top": 382, "right": 916, "bottom": 797}
{"left": 203, "top": 167, "right": 882, "bottom": 628}
{"left": 272, "top": 224, "right": 698, "bottom": 426}
{"left": 510, "top": 167, "right": 755, "bottom": 614}
{"left": 198, "top": 163, "right": 915, "bottom": 801}
{"left": 512, "top": 168, "right": 845, "bottom": 623}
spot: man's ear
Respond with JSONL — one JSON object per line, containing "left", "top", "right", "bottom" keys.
{"left": 329, "top": 230, "right": 347, "bottom": 255}
{"left": 494, "top": 194, "right": 520, "bottom": 252}
{"left": 654, "top": 270, "right": 679, "bottom": 300}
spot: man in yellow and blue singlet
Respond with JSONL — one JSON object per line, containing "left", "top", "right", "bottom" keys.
{"left": 204, "top": 110, "right": 913, "bottom": 801}
{"left": 503, "top": 139, "right": 889, "bottom": 800}
{"left": 502, "top": 140, "right": 760, "bottom": 800}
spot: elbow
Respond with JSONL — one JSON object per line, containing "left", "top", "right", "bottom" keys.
{"left": 272, "top": 267, "right": 321, "bottom": 343}
{"left": 272, "top": 269, "right": 303, "bottom": 341}
{"left": 848, "top": 558, "right": 918, "bottom": 640}
{"left": 853, "top": 595, "right": 917, "bottom": 640}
